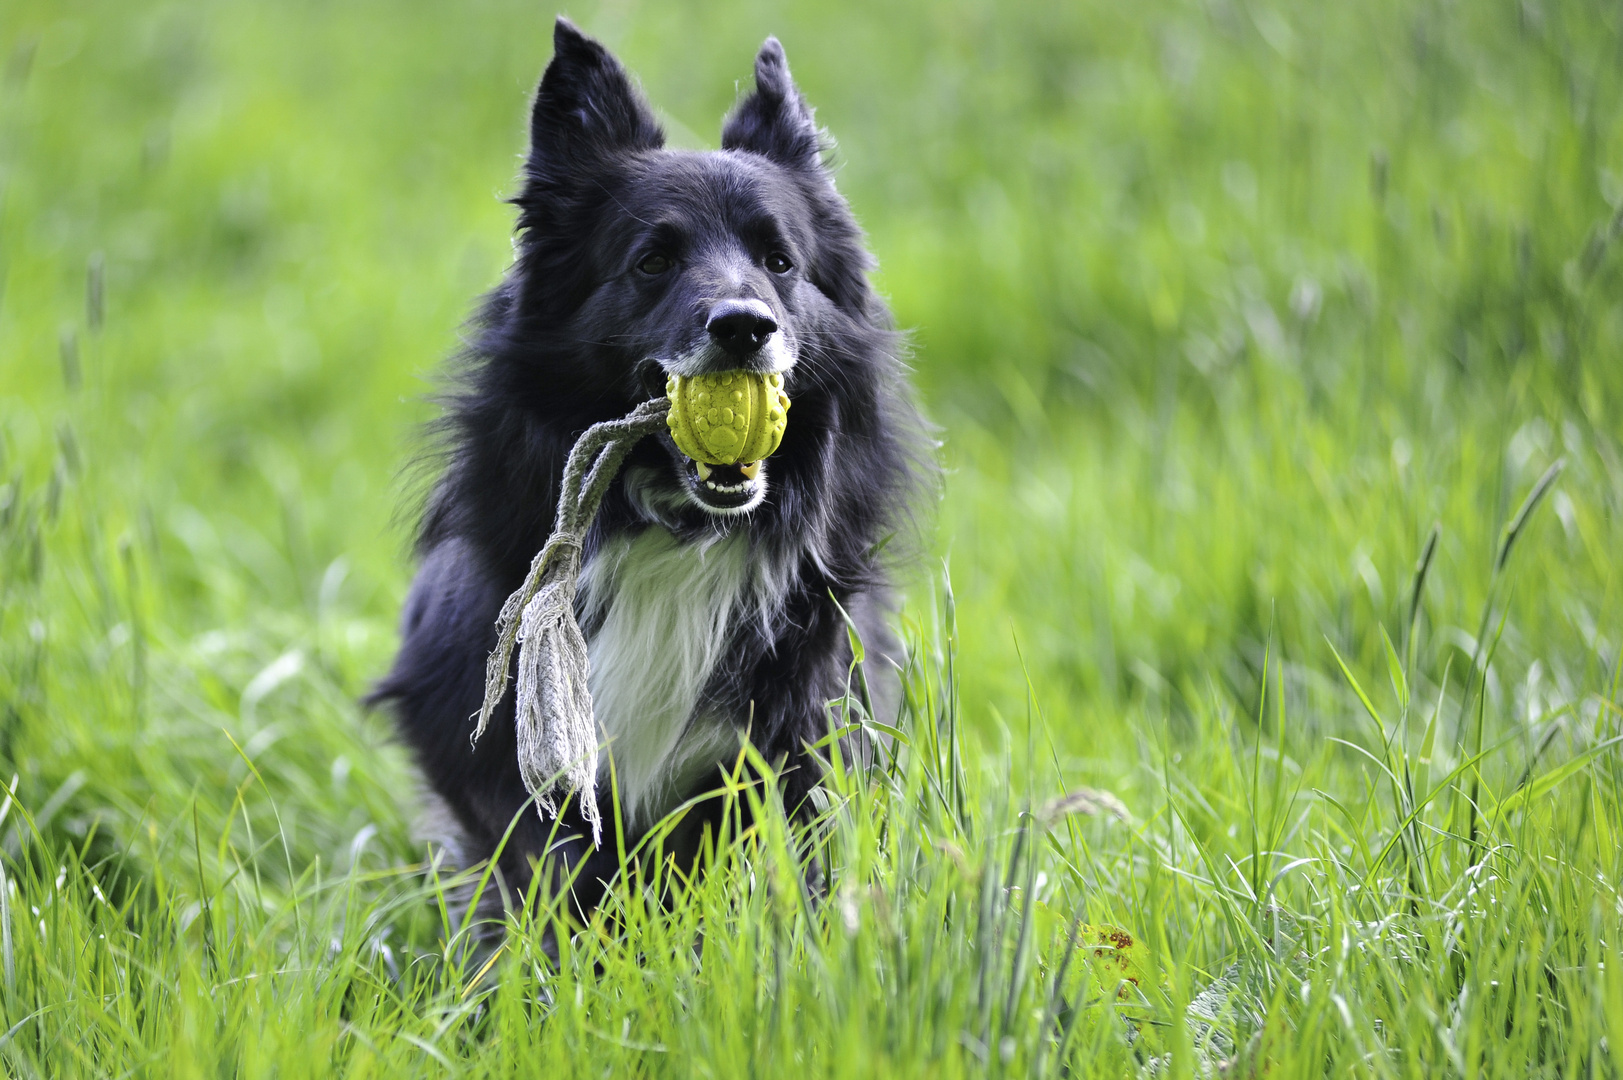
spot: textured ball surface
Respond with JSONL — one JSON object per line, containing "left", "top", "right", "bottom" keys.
{"left": 665, "top": 370, "right": 790, "bottom": 465}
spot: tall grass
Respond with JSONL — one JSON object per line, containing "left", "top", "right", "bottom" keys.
{"left": 1, "top": 0, "right": 1621, "bottom": 1074}
{"left": 0, "top": 522, "right": 1617, "bottom": 1075}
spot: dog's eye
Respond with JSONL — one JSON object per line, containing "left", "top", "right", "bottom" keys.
{"left": 637, "top": 253, "right": 673, "bottom": 276}
{"left": 765, "top": 251, "right": 793, "bottom": 275}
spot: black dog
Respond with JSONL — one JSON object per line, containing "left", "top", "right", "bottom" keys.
{"left": 371, "top": 18, "right": 927, "bottom": 918}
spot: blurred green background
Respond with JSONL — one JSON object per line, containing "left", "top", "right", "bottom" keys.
{"left": 1, "top": 0, "right": 1620, "bottom": 860}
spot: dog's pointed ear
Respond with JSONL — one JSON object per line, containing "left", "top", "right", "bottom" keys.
{"left": 529, "top": 18, "right": 663, "bottom": 168}
{"left": 721, "top": 38, "right": 822, "bottom": 171}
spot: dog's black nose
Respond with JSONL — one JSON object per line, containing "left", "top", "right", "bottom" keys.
{"left": 706, "top": 299, "right": 778, "bottom": 358}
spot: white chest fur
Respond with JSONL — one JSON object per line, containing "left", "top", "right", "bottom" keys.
{"left": 576, "top": 529, "right": 766, "bottom": 829}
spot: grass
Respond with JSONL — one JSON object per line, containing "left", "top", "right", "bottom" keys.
{"left": 1, "top": 0, "right": 1621, "bottom": 1074}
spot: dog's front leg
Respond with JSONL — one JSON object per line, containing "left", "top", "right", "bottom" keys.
{"left": 735, "top": 585, "right": 896, "bottom": 899}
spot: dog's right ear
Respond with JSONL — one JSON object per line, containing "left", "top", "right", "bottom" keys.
{"left": 528, "top": 18, "right": 663, "bottom": 176}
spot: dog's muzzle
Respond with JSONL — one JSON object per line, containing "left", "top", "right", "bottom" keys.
{"left": 706, "top": 299, "right": 778, "bottom": 359}
{"left": 661, "top": 299, "right": 795, "bottom": 379}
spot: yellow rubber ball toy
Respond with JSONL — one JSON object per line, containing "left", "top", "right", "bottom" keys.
{"left": 665, "top": 370, "right": 790, "bottom": 466}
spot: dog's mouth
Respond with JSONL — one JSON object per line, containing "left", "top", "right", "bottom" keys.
{"left": 639, "top": 360, "right": 779, "bottom": 516}
{"left": 681, "top": 456, "right": 766, "bottom": 513}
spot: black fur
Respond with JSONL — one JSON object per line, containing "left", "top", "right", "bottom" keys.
{"left": 370, "top": 19, "right": 928, "bottom": 917}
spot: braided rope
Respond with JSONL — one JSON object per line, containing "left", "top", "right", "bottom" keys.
{"left": 474, "top": 396, "right": 671, "bottom": 847}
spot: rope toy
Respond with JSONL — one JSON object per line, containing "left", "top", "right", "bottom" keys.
{"left": 474, "top": 372, "right": 790, "bottom": 846}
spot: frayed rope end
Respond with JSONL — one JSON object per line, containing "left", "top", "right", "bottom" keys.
{"left": 471, "top": 397, "right": 670, "bottom": 847}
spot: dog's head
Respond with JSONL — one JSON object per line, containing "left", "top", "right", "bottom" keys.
{"left": 507, "top": 20, "right": 881, "bottom": 518}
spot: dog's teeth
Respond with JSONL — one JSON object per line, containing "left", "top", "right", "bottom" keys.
{"left": 695, "top": 461, "right": 712, "bottom": 481}
{"left": 738, "top": 461, "right": 761, "bottom": 480}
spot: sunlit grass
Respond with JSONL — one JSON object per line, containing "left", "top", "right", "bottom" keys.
{"left": 0, "top": 537, "right": 1617, "bottom": 1076}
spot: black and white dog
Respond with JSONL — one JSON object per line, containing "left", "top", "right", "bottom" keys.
{"left": 371, "top": 18, "right": 927, "bottom": 917}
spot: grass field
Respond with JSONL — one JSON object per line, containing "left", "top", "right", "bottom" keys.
{"left": 2, "top": 0, "right": 1621, "bottom": 1075}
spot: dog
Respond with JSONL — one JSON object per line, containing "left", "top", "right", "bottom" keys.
{"left": 370, "top": 18, "right": 927, "bottom": 920}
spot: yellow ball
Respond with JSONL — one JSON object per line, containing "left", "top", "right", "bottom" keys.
{"left": 665, "top": 370, "right": 790, "bottom": 465}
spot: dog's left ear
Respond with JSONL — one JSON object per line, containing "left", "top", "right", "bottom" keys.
{"left": 721, "top": 38, "right": 823, "bottom": 171}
